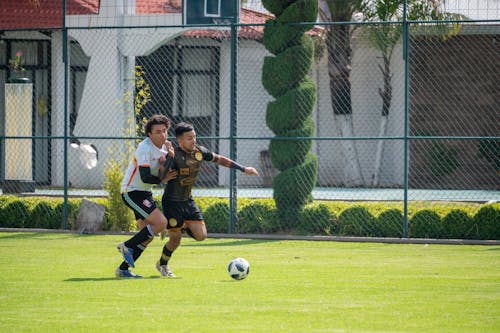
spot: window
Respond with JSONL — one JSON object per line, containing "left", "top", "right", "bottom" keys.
{"left": 205, "top": 0, "right": 221, "bottom": 17}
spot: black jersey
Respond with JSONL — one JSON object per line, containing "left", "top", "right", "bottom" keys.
{"left": 165, "top": 145, "right": 215, "bottom": 201}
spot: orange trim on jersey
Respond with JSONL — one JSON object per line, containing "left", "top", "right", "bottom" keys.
{"left": 124, "top": 157, "right": 138, "bottom": 189}
{"left": 184, "top": 220, "right": 205, "bottom": 225}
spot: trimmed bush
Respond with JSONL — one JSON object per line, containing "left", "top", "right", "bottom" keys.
{"left": 409, "top": 210, "right": 442, "bottom": 238}
{"left": 297, "top": 203, "right": 337, "bottom": 235}
{"left": 441, "top": 209, "right": 473, "bottom": 239}
{"left": 203, "top": 202, "right": 230, "bottom": 233}
{"left": 266, "top": 79, "right": 316, "bottom": 135}
{"left": 237, "top": 201, "right": 279, "bottom": 234}
{"left": 31, "top": 201, "right": 63, "bottom": 229}
{"left": 262, "top": 1, "right": 318, "bottom": 230}
{"left": 474, "top": 205, "right": 500, "bottom": 240}
{"left": 273, "top": 152, "right": 318, "bottom": 223}
{"left": 262, "top": 36, "right": 315, "bottom": 97}
{"left": 55, "top": 199, "right": 81, "bottom": 230}
{"left": 338, "top": 206, "right": 376, "bottom": 237}
{"left": 376, "top": 209, "right": 404, "bottom": 238}
{"left": 0, "top": 200, "right": 31, "bottom": 228}
{"left": 268, "top": 118, "right": 315, "bottom": 170}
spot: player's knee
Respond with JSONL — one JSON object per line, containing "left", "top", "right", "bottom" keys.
{"left": 170, "top": 238, "right": 181, "bottom": 249}
{"left": 195, "top": 230, "right": 207, "bottom": 241}
{"left": 169, "top": 231, "right": 182, "bottom": 244}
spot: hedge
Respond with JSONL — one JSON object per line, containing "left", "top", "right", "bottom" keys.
{"left": 0, "top": 195, "right": 498, "bottom": 240}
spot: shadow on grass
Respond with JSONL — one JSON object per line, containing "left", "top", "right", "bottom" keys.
{"left": 63, "top": 275, "right": 174, "bottom": 282}
{"left": 0, "top": 232, "right": 76, "bottom": 240}
{"left": 183, "top": 238, "right": 276, "bottom": 247}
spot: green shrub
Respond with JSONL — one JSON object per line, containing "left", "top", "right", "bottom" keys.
{"left": 31, "top": 201, "right": 62, "bottom": 229}
{"left": 203, "top": 202, "right": 230, "bottom": 233}
{"left": 55, "top": 199, "right": 81, "bottom": 230}
{"left": 262, "top": 2, "right": 318, "bottom": 232}
{"left": 0, "top": 200, "right": 31, "bottom": 228}
{"left": 441, "top": 209, "right": 473, "bottom": 239}
{"left": 410, "top": 210, "right": 442, "bottom": 238}
{"left": 376, "top": 209, "right": 404, "bottom": 238}
{"left": 266, "top": 80, "right": 316, "bottom": 136}
{"left": 195, "top": 197, "right": 227, "bottom": 213}
{"left": 338, "top": 206, "right": 376, "bottom": 237}
{"left": 297, "top": 203, "right": 337, "bottom": 235}
{"left": 103, "top": 158, "right": 134, "bottom": 231}
{"left": 237, "top": 201, "right": 279, "bottom": 234}
{"left": 0, "top": 195, "right": 16, "bottom": 208}
{"left": 273, "top": 152, "right": 318, "bottom": 224}
{"left": 474, "top": 205, "right": 500, "bottom": 240}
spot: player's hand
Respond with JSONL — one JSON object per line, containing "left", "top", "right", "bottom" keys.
{"left": 244, "top": 167, "right": 259, "bottom": 176}
{"left": 165, "top": 140, "right": 174, "bottom": 157}
{"left": 161, "top": 169, "right": 178, "bottom": 183}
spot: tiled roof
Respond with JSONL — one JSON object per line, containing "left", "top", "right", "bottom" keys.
{"left": 1, "top": 1, "right": 320, "bottom": 40}
{"left": 0, "top": 0, "right": 99, "bottom": 29}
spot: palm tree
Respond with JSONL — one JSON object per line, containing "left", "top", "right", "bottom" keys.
{"left": 319, "top": 0, "right": 365, "bottom": 186}
{"left": 361, "top": 0, "right": 466, "bottom": 186}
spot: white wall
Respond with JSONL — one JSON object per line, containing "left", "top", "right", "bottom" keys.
{"left": 218, "top": 39, "right": 274, "bottom": 187}
{"left": 315, "top": 33, "right": 405, "bottom": 187}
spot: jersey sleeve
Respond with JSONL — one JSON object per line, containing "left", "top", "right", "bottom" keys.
{"left": 198, "top": 145, "right": 216, "bottom": 162}
{"left": 135, "top": 143, "right": 151, "bottom": 167}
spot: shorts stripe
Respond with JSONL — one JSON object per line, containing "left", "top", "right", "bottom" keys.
{"left": 123, "top": 192, "right": 149, "bottom": 219}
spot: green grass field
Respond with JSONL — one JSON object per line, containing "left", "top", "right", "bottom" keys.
{"left": 0, "top": 232, "right": 499, "bottom": 332}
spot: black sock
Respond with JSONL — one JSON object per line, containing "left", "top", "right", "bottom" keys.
{"left": 119, "top": 242, "right": 147, "bottom": 270}
{"left": 124, "top": 224, "right": 154, "bottom": 249}
{"left": 159, "top": 246, "right": 174, "bottom": 266}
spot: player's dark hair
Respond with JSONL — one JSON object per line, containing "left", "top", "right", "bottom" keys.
{"left": 174, "top": 122, "right": 194, "bottom": 137}
{"left": 144, "top": 114, "right": 171, "bottom": 135}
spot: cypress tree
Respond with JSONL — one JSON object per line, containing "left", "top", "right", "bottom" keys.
{"left": 262, "top": 0, "right": 318, "bottom": 223}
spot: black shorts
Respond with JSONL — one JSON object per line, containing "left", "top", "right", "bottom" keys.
{"left": 122, "top": 191, "right": 157, "bottom": 220}
{"left": 162, "top": 197, "right": 204, "bottom": 230}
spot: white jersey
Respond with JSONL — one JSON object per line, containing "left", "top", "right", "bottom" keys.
{"left": 120, "top": 137, "right": 166, "bottom": 193}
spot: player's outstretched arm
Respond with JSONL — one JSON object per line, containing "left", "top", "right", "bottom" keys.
{"left": 214, "top": 154, "right": 259, "bottom": 176}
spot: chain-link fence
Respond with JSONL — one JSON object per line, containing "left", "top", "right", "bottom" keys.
{"left": 0, "top": 1, "right": 498, "bottom": 239}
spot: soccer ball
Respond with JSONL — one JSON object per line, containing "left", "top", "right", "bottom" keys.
{"left": 227, "top": 257, "right": 250, "bottom": 280}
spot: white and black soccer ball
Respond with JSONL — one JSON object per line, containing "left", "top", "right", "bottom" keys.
{"left": 227, "top": 257, "right": 250, "bottom": 280}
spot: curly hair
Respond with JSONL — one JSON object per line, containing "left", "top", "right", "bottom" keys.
{"left": 144, "top": 114, "right": 171, "bottom": 135}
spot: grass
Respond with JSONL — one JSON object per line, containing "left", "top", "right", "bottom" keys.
{"left": 0, "top": 232, "right": 499, "bottom": 332}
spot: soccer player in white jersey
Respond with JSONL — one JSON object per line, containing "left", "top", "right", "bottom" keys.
{"left": 115, "top": 114, "right": 177, "bottom": 278}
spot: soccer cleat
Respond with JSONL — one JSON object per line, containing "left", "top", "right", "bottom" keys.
{"left": 117, "top": 242, "right": 135, "bottom": 268}
{"left": 156, "top": 261, "right": 176, "bottom": 278}
{"left": 115, "top": 267, "right": 142, "bottom": 278}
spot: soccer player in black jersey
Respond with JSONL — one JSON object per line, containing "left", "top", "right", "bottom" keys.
{"left": 156, "top": 122, "right": 259, "bottom": 277}
{"left": 115, "top": 115, "right": 176, "bottom": 278}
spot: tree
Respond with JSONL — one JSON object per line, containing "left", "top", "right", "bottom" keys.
{"left": 261, "top": 0, "right": 318, "bottom": 224}
{"left": 318, "top": 0, "right": 365, "bottom": 186}
{"left": 361, "top": 0, "right": 465, "bottom": 186}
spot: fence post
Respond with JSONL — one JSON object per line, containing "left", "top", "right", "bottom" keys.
{"left": 63, "top": 0, "right": 69, "bottom": 229}
{"left": 228, "top": 2, "right": 239, "bottom": 233}
{"left": 403, "top": 0, "right": 410, "bottom": 238}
